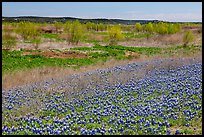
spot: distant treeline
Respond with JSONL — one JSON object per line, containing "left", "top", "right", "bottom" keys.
{"left": 2, "top": 16, "right": 202, "bottom": 25}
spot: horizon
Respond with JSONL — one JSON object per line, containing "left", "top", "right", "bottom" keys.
{"left": 2, "top": 2, "right": 202, "bottom": 22}
{"left": 2, "top": 16, "right": 202, "bottom": 23}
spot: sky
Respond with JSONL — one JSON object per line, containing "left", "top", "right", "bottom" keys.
{"left": 2, "top": 2, "right": 202, "bottom": 22}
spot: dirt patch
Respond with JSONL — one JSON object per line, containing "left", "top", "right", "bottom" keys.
{"left": 22, "top": 50, "right": 89, "bottom": 59}
{"left": 15, "top": 41, "right": 94, "bottom": 50}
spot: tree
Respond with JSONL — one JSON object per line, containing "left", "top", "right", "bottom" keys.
{"left": 145, "top": 22, "right": 154, "bottom": 34}
{"left": 107, "top": 25, "right": 124, "bottom": 45}
{"left": 135, "top": 23, "right": 142, "bottom": 32}
{"left": 183, "top": 30, "right": 194, "bottom": 47}
{"left": 167, "top": 24, "right": 175, "bottom": 34}
{"left": 64, "top": 20, "right": 84, "bottom": 45}
{"left": 86, "top": 22, "right": 93, "bottom": 31}
{"left": 174, "top": 23, "right": 181, "bottom": 33}
{"left": 156, "top": 22, "right": 168, "bottom": 35}
{"left": 15, "top": 22, "right": 41, "bottom": 49}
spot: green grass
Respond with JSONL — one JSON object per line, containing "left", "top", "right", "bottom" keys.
{"left": 41, "top": 33, "right": 64, "bottom": 42}
{"left": 2, "top": 50, "right": 95, "bottom": 75}
{"left": 2, "top": 44, "right": 201, "bottom": 75}
{"left": 70, "top": 44, "right": 161, "bottom": 56}
{"left": 123, "top": 32, "right": 153, "bottom": 39}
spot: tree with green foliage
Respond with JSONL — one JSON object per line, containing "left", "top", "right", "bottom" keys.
{"left": 64, "top": 20, "right": 84, "bottom": 45}
{"left": 107, "top": 25, "right": 124, "bottom": 45}
{"left": 167, "top": 24, "right": 175, "bottom": 34}
{"left": 145, "top": 22, "right": 154, "bottom": 34}
{"left": 167, "top": 23, "right": 181, "bottom": 34}
{"left": 97, "top": 23, "right": 106, "bottom": 31}
{"left": 86, "top": 22, "right": 93, "bottom": 31}
{"left": 183, "top": 30, "right": 194, "bottom": 47}
{"left": 156, "top": 22, "right": 168, "bottom": 35}
{"left": 174, "top": 23, "right": 181, "bottom": 33}
{"left": 15, "top": 21, "right": 41, "bottom": 49}
{"left": 135, "top": 23, "right": 143, "bottom": 32}
{"left": 143, "top": 23, "right": 154, "bottom": 40}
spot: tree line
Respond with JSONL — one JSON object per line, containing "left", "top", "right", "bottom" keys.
{"left": 2, "top": 20, "right": 198, "bottom": 49}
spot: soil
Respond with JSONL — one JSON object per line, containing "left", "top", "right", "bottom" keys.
{"left": 22, "top": 50, "right": 89, "bottom": 59}
{"left": 14, "top": 41, "right": 94, "bottom": 51}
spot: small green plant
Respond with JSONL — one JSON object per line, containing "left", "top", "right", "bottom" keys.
{"left": 32, "top": 38, "right": 41, "bottom": 50}
{"left": 183, "top": 30, "right": 194, "bottom": 47}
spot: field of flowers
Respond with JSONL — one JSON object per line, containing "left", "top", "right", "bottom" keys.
{"left": 2, "top": 58, "right": 202, "bottom": 135}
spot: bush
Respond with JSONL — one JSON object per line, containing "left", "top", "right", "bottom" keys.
{"left": 107, "top": 25, "right": 124, "bottom": 45}
{"left": 183, "top": 30, "right": 194, "bottom": 47}
{"left": 16, "top": 22, "right": 39, "bottom": 41}
{"left": 144, "top": 23, "right": 154, "bottom": 34}
{"left": 64, "top": 20, "right": 85, "bottom": 45}
{"left": 156, "top": 22, "right": 168, "bottom": 35}
{"left": 135, "top": 23, "right": 142, "bottom": 32}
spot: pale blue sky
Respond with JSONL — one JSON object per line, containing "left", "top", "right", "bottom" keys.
{"left": 2, "top": 2, "right": 202, "bottom": 22}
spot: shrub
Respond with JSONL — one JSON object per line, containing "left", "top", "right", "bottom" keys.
{"left": 144, "top": 22, "right": 154, "bottom": 34}
{"left": 15, "top": 22, "right": 42, "bottom": 49}
{"left": 183, "top": 30, "right": 194, "bottom": 47}
{"left": 135, "top": 23, "right": 142, "bottom": 32}
{"left": 156, "top": 22, "right": 168, "bottom": 35}
{"left": 64, "top": 20, "right": 84, "bottom": 45}
{"left": 107, "top": 25, "right": 124, "bottom": 45}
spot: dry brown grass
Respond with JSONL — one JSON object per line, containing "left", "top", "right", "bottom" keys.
{"left": 2, "top": 55, "right": 146, "bottom": 90}
{"left": 3, "top": 49, "right": 201, "bottom": 91}
{"left": 154, "top": 32, "right": 183, "bottom": 45}
{"left": 86, "top": 33, "right": 106, "bottom": 42}
{"left": 118, "top": 29, "right": 202, "bottom": 48}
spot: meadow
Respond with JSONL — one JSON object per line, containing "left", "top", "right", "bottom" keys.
{"left": 2, "top": 58, "right": 202, "bottom": 135}
{"left": 2, "top": 20, "right": 202, "bottom": 135}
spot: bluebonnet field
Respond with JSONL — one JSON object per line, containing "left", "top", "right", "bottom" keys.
{"left": 2, "top": 58, "right": 202, "bottom": 135}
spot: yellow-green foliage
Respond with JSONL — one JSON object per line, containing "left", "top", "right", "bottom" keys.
{"left": 54, "top": 21, "right": 63, "bottom": 33}
{"left": 156, "top": 22, "right": 168, "bottom": 35}
{"left": 144, "top": 23, "right": 154, "bottom": 33}
{"left": 97, "top": 23, "right": 106, "bottom": 31}
{"left": 135, "top": 23, "right": 142, "bottom": 32}
{"left": 183, "top": 30, "right": 194, "bottom": 47}
{"left": 64, "top": 20, "right": 84, "bottom": 44}
{"left": 107, "top": 25, "right": 124, "bottom": 45}
{"left": 156, "top": 22, "right": 181, "bottom": 35}
{"left": 174, "top": 23, "right": 181, "bottom": 33}
{"left": 14, "top": 21, "right": 41, "bottom": 49}
{"left": 86, "top": 22, "right": 93, "bottom": 31}
{"left": 16, "top": 21, "right": 40, "bottom": 41}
